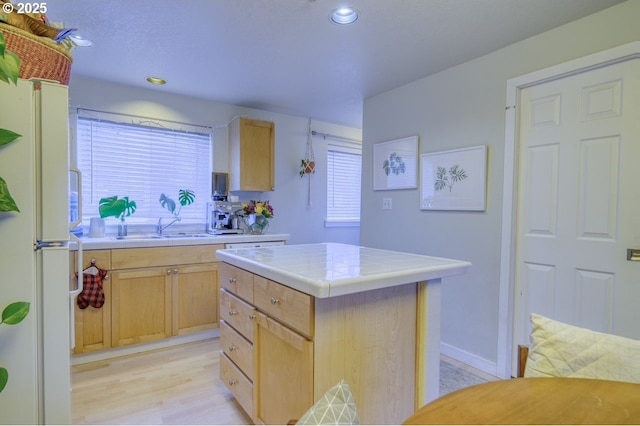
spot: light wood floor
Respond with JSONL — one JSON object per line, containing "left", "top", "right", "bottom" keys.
{"left": 71, "top": 338, "right": 497, "bottom": 425}
{"left": 72, "top": 339, "right": 251, "bottom": 425}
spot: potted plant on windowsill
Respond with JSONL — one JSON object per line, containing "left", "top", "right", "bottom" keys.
{"left": 98, "top": 195, "right": 137, "bottom": 236}
{"left": 157, "top": 189, "right": 195, "bottom": 234}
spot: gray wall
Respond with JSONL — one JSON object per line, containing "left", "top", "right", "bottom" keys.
{"left": 68, "top": 76, "right": 361, "bottom": 245}
{"left": 361, "top": 0, "right": 640, "bottom": 374}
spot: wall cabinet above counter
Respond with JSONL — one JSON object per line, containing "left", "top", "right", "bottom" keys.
{"left": 229, "top": 117, "right": 275, "bottom": 192}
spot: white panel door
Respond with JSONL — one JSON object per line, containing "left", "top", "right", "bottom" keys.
{"left": 513, "top": 59, "right": 640, "bottom": 349}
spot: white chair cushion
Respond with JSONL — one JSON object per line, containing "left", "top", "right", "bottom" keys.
{"left": 525, "top": 313, "right": 640, "bottom": 383}
{"left": 296, "top": 379, "right": 359, "bottom": 425}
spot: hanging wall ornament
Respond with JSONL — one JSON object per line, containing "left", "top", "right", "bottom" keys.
{"left": 299, "top": 118, "right": 316, "bottom": 205}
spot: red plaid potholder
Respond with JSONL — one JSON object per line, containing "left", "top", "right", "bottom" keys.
{"left": 77, "top": 268, "right": 108, "bottom": 309}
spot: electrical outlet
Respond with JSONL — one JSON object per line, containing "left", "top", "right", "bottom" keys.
{"left": 382, "top": 198, "right": 392, "bottom": 210}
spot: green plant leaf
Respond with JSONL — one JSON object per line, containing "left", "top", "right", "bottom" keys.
{"left": 0, "top": 177, "right": 19, "bottom": 212}
{"left": 0, "top": 128, "right": 21, "bottom": 147}
{"left": 0, "top": 30, "right": 6, "bottom": 57}
{"left": 159, "top": 193, "right": 176, "bottom": 214}
{"left": 178, "top": 189, "right": 195, "bottom": 206}
{"left": 1, "top": 302, "right": 30, "bottom": 325}
{"left": 0, "top": 367, "right": 8, "bottom": 394}
{"left": 0, "top": 50, "right": 20, "bottom": 85}
{"left": 99, "top": 196, "right": 136, "bottom": 219}
{"left": 98, "top": 196, "right": 120, "bottom": 218}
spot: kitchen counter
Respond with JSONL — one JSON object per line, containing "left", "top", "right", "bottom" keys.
{"left": 216, "top": 242, "right": 471, "bottom": 298}
{"left": 72, "top": 232, "right": 290, "bottom": 250}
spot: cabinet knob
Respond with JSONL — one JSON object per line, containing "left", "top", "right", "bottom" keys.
{"left": 166, "top": 270, "right": 172, "bottom": 275}
{"left": 249, "top": 314, "right": 256, "bottom": 320}
{"left": 270, "top": 297, "right": 280, "bottom": 305}
{"left": 228, "top": 310, "right": 238, "bottom": 316}
{"left": 228, "top": 379, "right": 238, "bottom": 386}
{"left": 228, "top": 277, "right": 237, "bottom": 283}
{"left": 173, "top": 269, "right": 178, "bottom": 274}
{"left": 228, "top": 345, "right": 237, "bottom": 352}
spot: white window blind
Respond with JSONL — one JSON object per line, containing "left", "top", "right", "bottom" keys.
{"left": 326, "top": 142, "right": 362, "bottom": 225}
{"left": 76, "top": 115, "right": 211, "bottom": 224}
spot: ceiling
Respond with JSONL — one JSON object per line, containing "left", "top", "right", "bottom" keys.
{"left": 43, "top": 0, "right": 624, "bottom": 128}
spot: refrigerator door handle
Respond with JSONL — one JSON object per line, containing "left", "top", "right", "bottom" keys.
{"left": 69, "top": 234, "right": 84, "bottom": 298}
{"left": 69, "top": 234, "right": 83, "bottom": 351}
{"left": 69, "top": 168, "right": 82, "bottom": 231}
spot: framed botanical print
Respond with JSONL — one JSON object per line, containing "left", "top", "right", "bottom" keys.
{"left": 420, "top": 145, "right": 487, "bottom": 211}
{"left": 373, "top": 136, "right": 418, "bottom": 190}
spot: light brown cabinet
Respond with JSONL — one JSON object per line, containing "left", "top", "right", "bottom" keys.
{"left": 173, "top": 263, "right": 219, "bottom": 336}
{"left": 219, "top": 262, "right": 419, "bottom": 424}
{"left": 254, "top": 311, "right": 313, "bottom": 425}
{"left": 229, "top": 117, "right": 275, "bottom": 191}
{"left": 73, "top": 250, "right": 112, "bottom": 354}
{"left": 219, "top": 268, "right": 315, "bottom": 424}
{"left": 73, "top": 244, "right": 222, "bottom": 353}
{"left": 110, "top": 266, "right": 172, "bottom": 347}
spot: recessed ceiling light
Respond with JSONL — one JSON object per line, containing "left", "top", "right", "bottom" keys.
{"left": 69, "top": 34, "right": 93, "bottom": 47}
{"left": 146, "top": 77, "right": 166, "bottom": 85}
{"left": 330, "top": 7, "right": 359, "bottom": 25}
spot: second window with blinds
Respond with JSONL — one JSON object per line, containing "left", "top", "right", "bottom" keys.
{"left": 326, "top": 140, "right": 362, "bottom": 227}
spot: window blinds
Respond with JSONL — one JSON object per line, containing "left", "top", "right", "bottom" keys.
{"left": 327, "top": 144, "right": 362, "bottom": 224}
{"left": 76, "top": 117, "right": 211, "bottom": 223}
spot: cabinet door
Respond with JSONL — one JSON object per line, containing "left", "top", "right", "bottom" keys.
{"left": 111, "top": 267, "right": 172, "bottom": 347}
{"left": 255, "top": 312, "right": 313, "bottom": 425}
{"left": 172, "top": 263, "right": 219, "bottom": 336}
{"left": 73, "top": 250, "right": 112, "bottom": 354}
{"left": 230, "top": 117, "right": 275, "bottom": 191}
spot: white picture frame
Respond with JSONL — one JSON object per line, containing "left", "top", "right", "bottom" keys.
{"left": 373, "top": 136, "right": 418, "bottom": 190}
{"left": 420, "top": 145, "right": 487, "bottom": 211}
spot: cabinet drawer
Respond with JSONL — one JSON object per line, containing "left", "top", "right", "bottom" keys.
{"left": 111, "top": 245, "right": 221, "bottom": 269}
{"left": 220, "top": 352, "right": 253, "bottom": 418}
{"left": 220, "top": 289, "right": 256, "bottom": 342}
{"left": 219, "top": 262, "right": 254, "bottom": 303}
{"left": 220, "top": 320, "right": 253, "bottom": 379}
{"left": 254, "top": 277, "right": 313, "bottom": 337}
{"left": 75, "top": 249, "right": 112, "bottom": 271}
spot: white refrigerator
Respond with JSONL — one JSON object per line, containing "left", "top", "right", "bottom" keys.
{"left": 0, "top": 79, "right": 76, "bottom": 424}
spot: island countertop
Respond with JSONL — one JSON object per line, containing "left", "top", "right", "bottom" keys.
{"left": 216, "top": 242, "right": 471, "bottom": 298}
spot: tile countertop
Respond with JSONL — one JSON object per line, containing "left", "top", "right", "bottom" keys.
{"left": 216, "top": 242, "right": 472, "bottom": 298}
{"left": 71, "top": 233, "right": 290, "bottom": 250}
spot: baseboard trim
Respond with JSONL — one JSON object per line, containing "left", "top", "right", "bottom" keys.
{"left": 440, "top": 342, "right": 498, "bottom": 377}
{"left": 71, "top": 329, "right": 220, "bottom": 365}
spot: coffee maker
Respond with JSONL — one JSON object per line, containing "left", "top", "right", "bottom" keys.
{"left": 206, "top": 201, "right": 244, "bottom": 234}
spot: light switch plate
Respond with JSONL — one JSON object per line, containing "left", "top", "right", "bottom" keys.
{"left": 382, "top": 198, "right": 392, "bottom": 210}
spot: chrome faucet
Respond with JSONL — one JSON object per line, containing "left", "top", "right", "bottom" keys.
{"left": 157, "top": 217, "right": 181, "bottom": 235}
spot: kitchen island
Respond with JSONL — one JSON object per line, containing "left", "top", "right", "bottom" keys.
{"left": 216, "top": 243, "right": 471, "bottom": 424}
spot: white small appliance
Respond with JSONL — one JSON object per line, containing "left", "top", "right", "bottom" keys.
{"left": 206, "top": 200, "right": 244, "bottom": 234}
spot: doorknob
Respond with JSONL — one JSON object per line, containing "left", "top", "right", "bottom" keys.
{"left": 627, "top": 249, "right": 640, "bottom": 261}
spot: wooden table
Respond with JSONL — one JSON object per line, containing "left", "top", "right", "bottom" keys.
{"left": 403, "top": 377, "right": 640, "bottom": 424}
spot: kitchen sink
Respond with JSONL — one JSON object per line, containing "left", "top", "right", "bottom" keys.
{"left": 112, "top": 233, "right": 163, "bottom": 240}
{"left": 162, "top": 233, "right": 210, "bottom": 238}
{"left": 111, "top": 233, "right": 210, "bottom": 240}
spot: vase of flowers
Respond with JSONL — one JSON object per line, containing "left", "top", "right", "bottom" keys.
{"left": 241, "top": 200, "right": 274, "bottom": 234}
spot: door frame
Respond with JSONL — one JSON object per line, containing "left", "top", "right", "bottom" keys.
{"left": 497, "top": 41, "right": 640, "bottom": 379}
